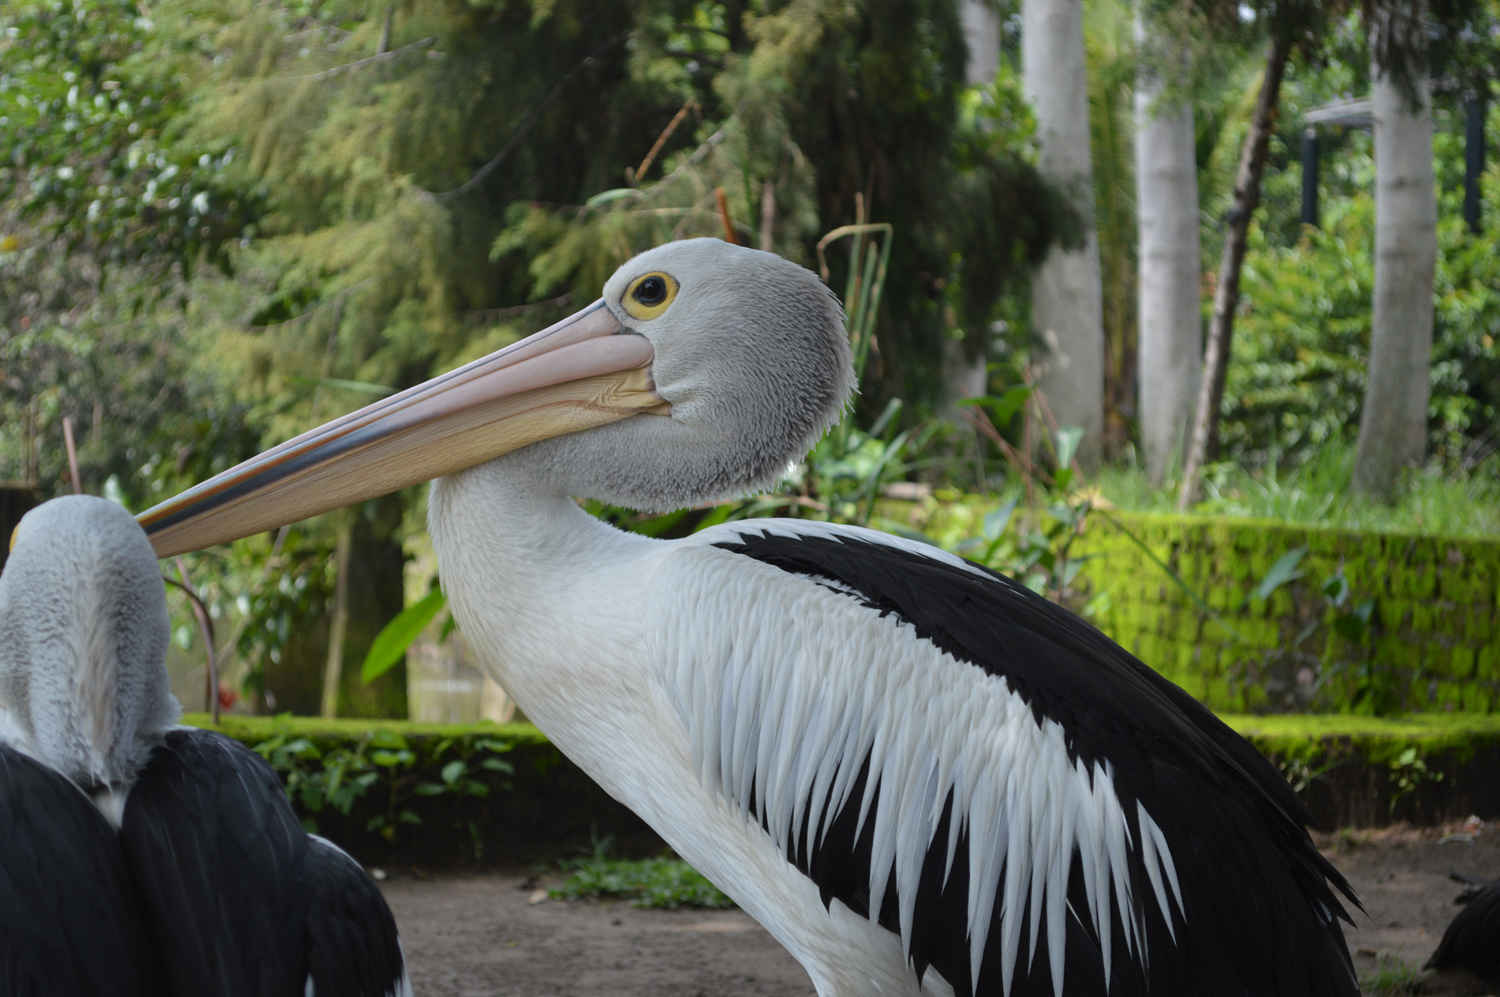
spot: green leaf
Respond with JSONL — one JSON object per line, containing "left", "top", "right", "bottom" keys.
{"left": 982, "top": 495, "right": 1019, "bottom": 540}
{"left": 583, "top": 187, "right": 641, "bottom": 209}
{"left": 1055, "top": 426, "right": 1084, "bottom": 469}
{"left": 1252, "top": 547, "right": 1308, "bottom": 601}
{"left": 961, "top": 384, "right": 1031, "bottom": 427}
{"left": 1322, "top": 571, "right": 1350, "bottom": 606}
{"left": 362, "top": 587, "right": 447, "bottom": 683}
{"left": 441, "top": 760, "right": 466, "bottom": 785}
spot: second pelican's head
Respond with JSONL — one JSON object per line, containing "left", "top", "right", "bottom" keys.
{"left": 1, "top": 495, "right": 180, "bottom": 791}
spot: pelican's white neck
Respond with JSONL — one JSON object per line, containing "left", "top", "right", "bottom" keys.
{"left": 426, "top": 457, "right": 658, "bottom": 710}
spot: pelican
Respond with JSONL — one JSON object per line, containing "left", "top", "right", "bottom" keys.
{"left": 1426, "top": 876, "right": 1500, "bottom": 985}
{"left": 141, "top": 237, "right": 1360, "bottom": 996}
{"left": 3, "top": 495, "right": 410, "bottom": 997}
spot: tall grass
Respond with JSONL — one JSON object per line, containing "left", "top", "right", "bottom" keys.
{"left": 1091, "top": 445, "right": 1500, "bottom": 539}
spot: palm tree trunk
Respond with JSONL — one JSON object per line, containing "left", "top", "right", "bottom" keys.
{"left": 1354, "top": 9, "right": 1436, "bottom": 498}
{"left": 1023, "top": 0, "right": 1104, "bottom": 467}
{"left": 1134, "top": 7, "right": 1201, "bottom": 484}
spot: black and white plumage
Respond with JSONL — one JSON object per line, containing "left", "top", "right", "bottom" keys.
{"left": 1426, "top": 877, "right": 1500, "bottom": 984}
{"left": 140, "top": 238, "right": 1360, "bottom": 996}
{"left": 2, "top": 495, "right": 410, "bottom": 997}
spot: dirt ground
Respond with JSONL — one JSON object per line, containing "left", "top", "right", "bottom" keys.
{"left": 379, "top": 819, "right": 1500, "bottom": 996}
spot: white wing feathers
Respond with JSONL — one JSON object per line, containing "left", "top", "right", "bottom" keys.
{"left": 656, "top": 523, "right": 1185, "bottom": 997}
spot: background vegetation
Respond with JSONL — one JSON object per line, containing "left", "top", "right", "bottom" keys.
{"left": 2, "top": 0, "right": 1496, "bottom": 719}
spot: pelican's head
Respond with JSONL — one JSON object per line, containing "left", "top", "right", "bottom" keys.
{"left": 0, "top": 495, "right": 180, "bottom": 790}
{"left": 140, "top": 238, "right": 852, "bottom": 553}
{"left": 523, "top": 238, "right": 851, "bottom": 509}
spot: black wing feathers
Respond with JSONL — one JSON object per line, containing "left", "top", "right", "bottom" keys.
{"left": 1427, "top": 878, "right": 1500, "bottom": 982}
{"left": 304, "top": 837, "right": 408, "bottom": 997}
{"left": 121, "top": 728, "right": 311, "bottom": 997}
{"left": 716, "top": 529, "right": 1360, "bottom": 997}
{"left": 0, "top": 744, "right": 156, "bottom": 996}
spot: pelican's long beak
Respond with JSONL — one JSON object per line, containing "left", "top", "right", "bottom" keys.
{"left": 140, "top": 301, "right": 667, "bottom": 557}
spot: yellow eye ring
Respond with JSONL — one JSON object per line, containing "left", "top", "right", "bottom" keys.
{"left": 621, "top": 271, "right": 678, "bottom": 321}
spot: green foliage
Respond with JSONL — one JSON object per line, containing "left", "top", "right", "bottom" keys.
{"left": 0, "top": 0, "right": 258, "bottom": 269}
{"left": 1220, "top": 72, "right": 1500, "bottom": 474}
{"left": 551, "top": 847, "right": 734, "bottom": 910}
{"left": 189, "top": 712, "right": 1500, "bottom": 851}
{"left": 1064, "top": 506, "right": 1500, "bottom": 714}
{"left": 251, "top": 720, "right": 515, "bottom": 845}
{"left": 494, "top": 0, "right": 1073, "bottom": 412}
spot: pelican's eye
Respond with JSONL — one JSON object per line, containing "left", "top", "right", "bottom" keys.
{"left": 622, "top": 271, "right": 678, "bottom": 320}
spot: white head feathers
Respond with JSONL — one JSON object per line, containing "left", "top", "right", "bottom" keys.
{"left": 0, "top": 495, "right": 180, "bottom": 791}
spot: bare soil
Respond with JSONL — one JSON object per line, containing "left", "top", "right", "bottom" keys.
{"left": 379, "top": 820, "right": 1500, "bottom": 996}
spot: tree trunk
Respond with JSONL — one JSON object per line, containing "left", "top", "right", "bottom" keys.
{"left": 1134, "top": 7, "right": 1201, "bottom": 484}
{"left": 940, "top": 0, "right": 1003, "bottom": 417}
{"left": 320, "top": 522, "right": 352, "bottom": 718}
{"left": 1354, "top": 22, "right": 1436, "bottom": 499}
{"left": 1177, "top": 36, "right": 1290, "bottom": 509}
{"left": 337, "top": 494, "right": 410, "bottom": 717}
{"left": 1022, "top": 0, "right": 1104, "bottom": 467}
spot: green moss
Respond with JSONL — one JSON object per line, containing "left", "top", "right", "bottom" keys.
{"left": 186, "top": 712, "right": 546, "bottom": 746}
{"left": 1452, "top": 645, "right": 1477, "bottom": 678}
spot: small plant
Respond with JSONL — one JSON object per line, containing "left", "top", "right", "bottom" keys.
{"left": 1386, "top": 745, "right": 1444, "bottom": 817}
{"left": 551, "top": 842, "right": 734, "bottom": 910}
{"left": 1359, "top": 954, "right": 1423, "bottom": 996}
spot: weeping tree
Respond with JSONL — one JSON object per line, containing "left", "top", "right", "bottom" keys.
{"left": 500, "top": 0, "right": 1077, "bottom": 416}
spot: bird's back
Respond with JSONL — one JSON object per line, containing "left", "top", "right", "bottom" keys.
{"left": 0, "top": 743, "right": 158, "bottom": 996}
{"left": 121, "top": 727, "right": 410, "bottom": 997}
{"left": 120, "top": 728, "right": 311, "bottom": 996}
{"left": 1427, "top": 878, "right": 1500, "bottom": 983}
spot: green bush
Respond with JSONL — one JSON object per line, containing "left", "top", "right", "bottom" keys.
{"left": 185, "top": 713, "right": 1500, "bottom": 843}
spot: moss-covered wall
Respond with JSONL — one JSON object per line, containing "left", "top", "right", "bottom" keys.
{"left": 888, "top": 500, "right": 1500, "bottom": 716}
{"left": 1070, "top": 513, "right": 1499, "bottom": 715}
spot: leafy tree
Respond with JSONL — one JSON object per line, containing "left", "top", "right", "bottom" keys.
{"left": 1222, "top": 102, "right": 1500, "bottom": 473}
{"left": 1172, "top": 0, "right": 1486, "bottom": 507}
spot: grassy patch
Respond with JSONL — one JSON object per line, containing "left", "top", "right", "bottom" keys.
{"left": 551, "top": 852, "right": 735, "bottom": 910}
{"left": 1359, "top": 954, "right": 1424, "bottom": 996}
{"left": 1092, "top": 447, "right": 1500, "bottom": 539}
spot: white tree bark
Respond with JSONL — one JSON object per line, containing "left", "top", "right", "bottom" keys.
{"left": 961, "top": 0, "right": 1000, "bottom": 83}
{"left": 1354, "top": 38, "right": 1436, "bottom": 498}
{"left": 1023, "top": 0, "right": 1104, "bottom": 466}
{"left": 1133, "top": 7, "right": 1201, "bottom": 483}
{"left": 941, "top": 0, "right": 1003, "bottom": 415}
